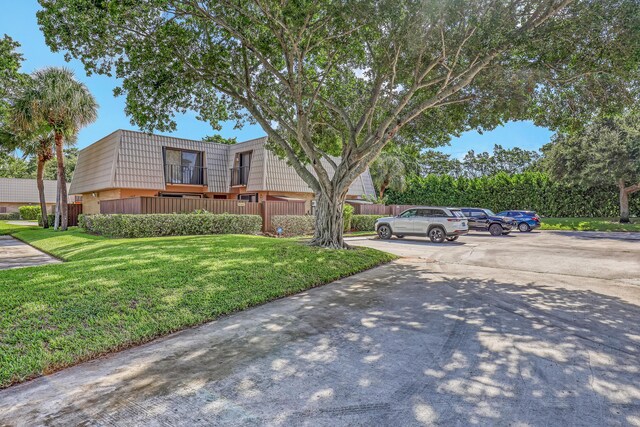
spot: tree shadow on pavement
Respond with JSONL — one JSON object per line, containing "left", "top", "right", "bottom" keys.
{"left": 2, "top": 261, "right": 640, "bottom": 426}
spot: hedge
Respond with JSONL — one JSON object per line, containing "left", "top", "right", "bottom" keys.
{"left": 38, "top": 214, "right": 56, "bottom": 227}
{"left": 18, "top": 205, "right": 41, "bottom": 220}
{"left": 386, "top": 172, "right": 640, "bottom": 218}
{"left": 79, "top": 213, "right": 262, "bottom": 238}
{"left": 352, "top": 215, "right": 387, "bottom": 231}
{"left": 271, "top": 215, "right": 315, "bottom": 236}
{"left": 0, "top": 212, "right": 20, "bottom": 220}
{"left": 343, "top": 204, "right": 354, "bottom": 232}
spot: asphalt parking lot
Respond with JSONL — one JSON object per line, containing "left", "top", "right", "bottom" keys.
{"left": 1, "top": 230, "right": 639, "bottom": 426}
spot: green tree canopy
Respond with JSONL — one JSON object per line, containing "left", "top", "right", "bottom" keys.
{"left": 543, "top": 112, "right": 640, "bottom": 222}
{"left": 38, "top": 0, "right": 640, "bottom": 246}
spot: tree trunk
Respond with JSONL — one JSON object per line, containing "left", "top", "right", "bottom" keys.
{"left": 54, "top": 133, "right": 68, "bottom": 231}
{"left": 618, "top": 179, "right": 630, "bottom": 223}
{"left": 36, "top": 156, "right": 49, "bottom": 228}
{"left": 310, "top": 191, "right": 348, "bottom": 249}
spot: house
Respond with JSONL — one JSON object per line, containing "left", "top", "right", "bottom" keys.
{"left": 70, "top": 129, "right": 376, "bottom": 214}
{"left": 0, "top": 178, "right": 72, "bottom": 214}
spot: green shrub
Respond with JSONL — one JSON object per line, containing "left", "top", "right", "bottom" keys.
{"left": 386, "top": 171, "right": 640, "bottom": 218}
{"left": 79, "top": 213, "right": 262, "bottom": 238}
{"left": 343, "top": 204, "right": 354, "bottom": 232}
{"left": 38, "top": 214, "right": 56, "bottom": 227}
{"left": 352, "top": 215, "right": 387, "bottom": 231}
{"left": 271, "top": 215, "right": 315, "bottom": 236}
{"left": 18, "top": 205, "right": 41, "bottom": 220}
{"left": 0, "top": 212, "right": 20, "bottom": 220}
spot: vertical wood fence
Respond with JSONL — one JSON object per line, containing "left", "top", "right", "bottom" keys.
{"left": 67, "top": 204, "right": 83, "bottom": 226}
{"left": 347, "top": 202, "right": 418, "bottom": 216}
{"left": 98, "top": 197, "right": 305, "bottom": 232}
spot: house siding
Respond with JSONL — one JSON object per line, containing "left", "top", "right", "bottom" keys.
{"left": 71, "top": 130, "right": 376, "bottom": 208}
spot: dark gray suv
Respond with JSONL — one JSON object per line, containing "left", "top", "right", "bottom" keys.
{"left": 460, "top": 208, "right": 515, "bottom": 236}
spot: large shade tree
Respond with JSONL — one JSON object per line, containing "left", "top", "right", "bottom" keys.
{"left": 15, "top": 67, "right": 97, "bottom": 230}
{"left": 543, "top": 112, "right": 640, "bottom": 223}
{"left": 39, "top": 0, "right": 640, "bottom": 247}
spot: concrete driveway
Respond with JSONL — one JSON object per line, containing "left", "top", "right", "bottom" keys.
{"left": 0, "top": 235, "right": 60, "bottom": 270}
{"left": 1, "top": 231, "right": 639, "bottom": 426}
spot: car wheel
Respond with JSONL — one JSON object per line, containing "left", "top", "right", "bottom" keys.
{"left": 428, "top": 227, "right": 446, "bottom": 243}
{"left": 396, "top": 235, "right": 405, "bottom": 238}
{"left": 446, "top": 236, "right": 459, "bottom": 241}
{"left": 489, "top": 223, "right": 503, "bottom": 236}
{"left": 518, "top": 222, "right": 531, "bottom": 232}
{"left": 377, "top": 225, "right": 392, "bottom": 240}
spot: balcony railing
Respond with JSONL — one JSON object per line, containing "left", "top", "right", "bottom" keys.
{"left": 230, "top": 166, "right": 250, "bottom": 186}
{"left": 164, "top": 164, "right": 207, "bottom": 185}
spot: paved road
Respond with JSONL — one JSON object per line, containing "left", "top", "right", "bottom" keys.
{"left": 0, "top": 235, "right": 60, "bottom": 270}
{"left": 1, "top": 231, "right": 639, "bottom": 426}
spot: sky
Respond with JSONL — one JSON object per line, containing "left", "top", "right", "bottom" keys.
{"left": 2, "top": 0, "right": 554, "bottom": 157}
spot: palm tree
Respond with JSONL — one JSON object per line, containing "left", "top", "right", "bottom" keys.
{"left": 370, "top": 152, "right": 406, "bottom": 200}
{"left": 16, "top": 67, "right": 97, "bottom": 230}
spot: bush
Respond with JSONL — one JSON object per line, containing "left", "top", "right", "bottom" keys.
{"left": 352, "top": 215, "right": 387, "bottom": 231}
{"left": 79, "top": 213, "right": 262, "bottom": 238}
{"left": 38, "top": 214, "right": 56, "bottom": 227}
{"left": 343, "top": 204, "right": 354, "bottom": 232}
{"left": 271, "top": 215, "right": 315, "bottom": 236}
{"left": 18, "top": 205, "right": 41, "bottom": 220}
{"left": 0, "top": 212, "right": 20, "bottom": 220}
{"left": 386, "top": 171, "right": 640, "bottom": 218}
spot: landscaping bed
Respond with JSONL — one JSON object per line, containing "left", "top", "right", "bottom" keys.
{"left": 0, "top": 222, "right": 395, "bottom": 388}
{"left": 540, "top": 217, "right": 640, "bottom": 232}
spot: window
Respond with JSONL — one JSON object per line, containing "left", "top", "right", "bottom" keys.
{"left": 164, "top": 148, "right": 206, "bottom": 185}
{"left": 231, "top": 151, "right": 252, "bottom": 186}
{"left": 238, "top": 193, "right": 258, "bottom": 202}
{"left": 416, "top": 209, "right": 445, "bottom": 217}
{"left": 399, "top": 209, "right": 417, "bottom": 218}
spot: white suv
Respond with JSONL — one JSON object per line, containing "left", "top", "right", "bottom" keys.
{"left": 375, "top": 207, "right": 468, "bottom": 243}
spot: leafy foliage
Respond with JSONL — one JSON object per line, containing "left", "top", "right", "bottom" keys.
{"left": 18, "top": 205, "right": 41, "bottom": 221}
{"left": 542, "top": 112, "right": 640, "bottom": 220}
{"left": 352, "top": 215, "right": 387, "bottom": 231}
{"left": 271, "top": 215, "right": 315, "bottom": 236}
{"left": 79, "top": 213, "right": 262, "bottom": 238}
{"left": 202, "top": 134, "right": 238, "bottom": 145}
{"left": 0, "top": 212, "right": 20, "bottom": 220}
{"left": 387, "top": 172, "right": 640, "bottom": 217}
{"left": 37, "top": 0, "right": 640, "bottom": 246}
{"left": 370, "top": 152, "right": 406, "bottom": 199}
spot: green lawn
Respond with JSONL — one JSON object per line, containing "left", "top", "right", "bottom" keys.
{"left": 540, "top": 217, "right": 640, "bottom": 232}
{"left": 0, "top": 222, "right": 394, "bottom": 388}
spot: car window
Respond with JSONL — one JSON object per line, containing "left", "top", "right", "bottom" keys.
{"left": 431, "top": 209, "right": 446, "bottom": 217}
{"left": 400, "top": 209, "right": 417, "bottom": 218}
{"left": 450, "top": 210, "right": 465, "bottom": 218}
{"left": 415, "top": 209, "right": 431, "bottom": 217}
{"left": 484, "top": 209, "right": 496, "bottom": 216}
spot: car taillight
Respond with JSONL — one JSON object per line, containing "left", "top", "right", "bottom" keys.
{"left": 447, "top": 218, "right": 461, "bottom": 221}
{"left": 533, "top": 216, "right": 540, "bottom": 221}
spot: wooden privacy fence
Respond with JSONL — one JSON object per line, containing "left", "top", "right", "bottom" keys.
{"left": 347, "top": 202, "right": 418, "bottom": 216}
{"left": 98, "top": 197, "right": 306, "bottom": 232}
{"left": 67, "top": 204, "right": 83, "bottom": 226}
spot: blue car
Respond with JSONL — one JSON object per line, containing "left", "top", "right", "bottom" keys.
{"left": 496, "top": 210, "right": 541, "bottom": 232}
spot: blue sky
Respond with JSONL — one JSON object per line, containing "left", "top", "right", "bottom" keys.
{"left": 2, "top": 0, "right": 553, "bottom": 156}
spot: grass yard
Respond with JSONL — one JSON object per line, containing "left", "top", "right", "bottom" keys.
{"left": 540, "top": 217, "right": 640, "bottom": 232}
{"left": 0, "top": 222, "right": 394, "bottom": 388}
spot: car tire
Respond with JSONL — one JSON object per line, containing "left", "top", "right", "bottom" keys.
{"left": 428, "top": 227, "right": 446, "bottom": 243}
{"left": 489, "top": 223, "right": 503, "bottom": 236}
{"left": 377, "top": 225, "right": 392, "bottom": 240}
{"left": 396, "top": 235, "right": 405, "bottom": 238}
{"left": 518, "top": 222, "right": 531, "bottom": 232}
{"left": 446, "top": 236, "right": 459, "bottom": 241}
